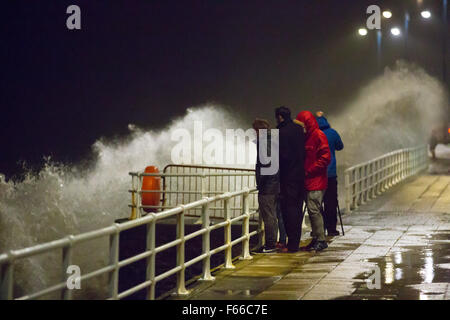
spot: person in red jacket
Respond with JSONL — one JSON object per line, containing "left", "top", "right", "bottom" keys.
{"left": 295, "top": 111, "right": 331, "bottom": 252}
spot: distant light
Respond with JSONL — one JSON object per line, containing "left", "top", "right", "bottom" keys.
{"left": 358, "top": 28, "right": 368, "bottom": 36}
{"left": 383, "top": 11, "right": 393, "bottom": 19}
{"left": 448, "top": 127, "right": 450, "bottom": 134}
{"left": 421, "top": 10, "right": 431, "bottom": 19}
{"left": 391, "top": 27, "right": 401, "bottom": 36}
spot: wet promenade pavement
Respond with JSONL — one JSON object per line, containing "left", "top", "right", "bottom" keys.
{"left": 173, "top": 174, "right": 450, "bottom": 300}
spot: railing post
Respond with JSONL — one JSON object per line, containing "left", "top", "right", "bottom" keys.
{"left": 402, "top": 151, "right": 406, "bottom": 179}
{"left": 200, "top": 199, "right": 215, "bottom": 281}
{"left": 386, "top": 156, "right": 390, "bottom": 188}
{"left": 345, "top": 171, "right": 351, "bottom": 213}
{"left": 197, "top": 173, "right": 207, "bottom": 223}
{"left": 0, "top": 253, "right": 14, "bottom": 300}
{"left": 175, "top": 206, "right": 189, "bottom": 295}
{"left": 362, "top": 166, "right": 367, "bottom": 204}
{"left": 400, "top": 152, "right": 403, "bottom": 180}
{"left": 374, "top": 160, "right": 379, "bottom": 195}
{"left": 240, "top": 190, "right": 252, "bottom": 261}
{"left": 380, "top": 158, "right": 385, "bottom": 192}
{"left": 136, "top": 174, "right": 143, "bottom": 219}
{"left": 201, "top": 173, "right": 206, "bottom": 199}
{"left": 130, "top": 174, "right": 137, "bottom": 220}
{"left": 224, "top": 197, "right": 235, "bottom": 269}
{"left": 108, "top": 225, "right": 120, "bottom": 300}
{"left": 223, "top": 196, "right": 235, "bottom": 269}
{"left": 373, "top": 162, "right": 378, "bottom": 198}
{"left": 393, "top": 153, "right": 397, "bottom": 183}
{"left": 146, "top": 216, "right": 156, "bottom": 300}
{"left": 61, "top": 236, "right": 74, "bottom": 300}
{"left": 357, "top": 167, "right": 362, "bottom": 207}
{"left": 380, "top": 159, "right": 384, "bottom": 192}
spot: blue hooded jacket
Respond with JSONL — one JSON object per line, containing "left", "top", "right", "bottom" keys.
{"left": 316, "top": 116, "right": 344, "bottom": 178}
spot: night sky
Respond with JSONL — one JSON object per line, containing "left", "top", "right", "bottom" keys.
{"left": 1, "top": 0, "right": 448, "bottom": 178}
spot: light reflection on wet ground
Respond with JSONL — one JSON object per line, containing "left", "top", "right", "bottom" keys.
{"left": 338, "top": 231, "right": 450, "bottom": 300}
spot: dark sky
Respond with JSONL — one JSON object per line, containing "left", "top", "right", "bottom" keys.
{"left": 1, "top": 0, "right": 448, "bottom": 178}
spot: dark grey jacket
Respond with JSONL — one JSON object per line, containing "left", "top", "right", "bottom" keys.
{"left": 277, "top": 119, "right": 306, "bottom": 185}
{"left": 255, "top": 131, "right": 280, "bottom": 195}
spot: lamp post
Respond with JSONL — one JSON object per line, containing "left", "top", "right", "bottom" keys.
{"left": 442, "top": 0, "right": 448, "bottom": 86}
{"left": 358, "top": 0, "right": 448, "bottom": 81}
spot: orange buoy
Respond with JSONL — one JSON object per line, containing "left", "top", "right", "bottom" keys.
{"left": 141, "top": 166, "right": 161, "bottom": 213}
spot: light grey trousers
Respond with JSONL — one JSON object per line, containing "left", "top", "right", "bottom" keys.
{"left": 306, "top": 190, "right": 326, "bottom": 241}
{"left": 258, "top": 194, "right": 278, "bottom": 248}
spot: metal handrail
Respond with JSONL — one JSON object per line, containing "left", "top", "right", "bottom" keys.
{"left": 344, "top": 146, "right": 428, "bottom": 212}
{"left": 141, "top": 164, "right": 259, "bottom": 220}
{"left": 0, "top": 185, "right": 260, "bottom": 300}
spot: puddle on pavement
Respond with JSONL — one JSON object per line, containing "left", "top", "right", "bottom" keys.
{"left": 337, "top": 231, "right": 450, "bottom": 300}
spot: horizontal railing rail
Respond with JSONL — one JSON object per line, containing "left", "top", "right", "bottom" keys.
{"left": 344, "top": 146, "right": 428, "bottom": 212}
{"left": 0, "top": 184, "right": 261, "bottom": 300}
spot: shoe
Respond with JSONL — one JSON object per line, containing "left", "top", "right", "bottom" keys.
{"left": 276, "top": 242, "right": 287, "bottom": 249}
{"left": 327, "top": 230, "right": 340, "bottom": 236}
{"left": 280, "top": 247, "right": 299, "bottom": 253}
{"left": 252, "top": 246, "right": 277, "bottom": 254}
{"left": 313, "top": 241, "right": 328, "bottom": 252}
{"left": 300, "top": 238, "right": 318, "bottom": 251}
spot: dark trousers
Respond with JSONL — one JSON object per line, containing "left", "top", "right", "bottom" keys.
{"left": 276, "top": 199, "right": 287, "bottom": 244}
{"left": 258, "top": 194, "right": 278, "bottom": 249}
{"left": 280, "top": 180, "right": 305, "bottom": 251}
{"left": 323, "top": 177, "right": 338, "bottom": 232}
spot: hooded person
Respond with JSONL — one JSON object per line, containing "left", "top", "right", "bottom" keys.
{"left": 295, "top": 110, "right": 331, "bottom": 252}
{"left": 316, "top": 114, "right": 344, "bottom": 236}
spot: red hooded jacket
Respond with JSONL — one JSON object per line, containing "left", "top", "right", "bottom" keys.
{"left": 295, "top": 111, "right": 331, "bottom": 191}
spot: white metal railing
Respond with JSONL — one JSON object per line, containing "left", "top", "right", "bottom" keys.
{"left": 130, "top": 164, "right": 258, "bottom": 220}
{"left": 344, "top": 146, "right": 428, "bottom": 212}
{"left": 0, "top": 181, "right": 261, "bottom": 300}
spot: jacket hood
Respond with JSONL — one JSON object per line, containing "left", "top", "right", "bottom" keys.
{"left": 316, "top": 116, "right": 330, "bottom": 130}
{"left": 296, "top": 111, "right": 319, "bottom": 135}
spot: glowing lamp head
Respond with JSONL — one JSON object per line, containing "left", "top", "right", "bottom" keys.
{"left": 421, "top": 11, "right": 431, "bottom": 19}
{"left": 358, "top": 28, "right": 368, "bottom": 36}
{"left": 391, "top": 27, "right": 401, "bottom": 36}
{"left": 383, "top": 11, "right": 393, "bottom": 19}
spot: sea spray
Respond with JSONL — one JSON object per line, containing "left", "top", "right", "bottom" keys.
{"left": 330, "top": 61, "right": 448, "bottom": 171}
{"left": 0, "top": 105, "right": 255, "bottom": 298}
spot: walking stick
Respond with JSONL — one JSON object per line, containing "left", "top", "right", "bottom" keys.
{"left": 337, "top": 203, "right": 344, "bottom": 236}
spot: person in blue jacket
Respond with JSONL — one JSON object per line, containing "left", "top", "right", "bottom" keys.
{"left": 316, "top": 112, "right": 344, "bottom": 236}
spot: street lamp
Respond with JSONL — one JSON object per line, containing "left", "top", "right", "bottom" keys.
{"left": 421, "top": 10, "right": 432, "bottom": 19}
{"left": 358, "top": 28, "right": 368, "bottom": 36}
{"left": 383, "top": 11, "right": 393, "bottom": 19}
{"left": 391, "top": 27, "right": 401, "bottom": 36}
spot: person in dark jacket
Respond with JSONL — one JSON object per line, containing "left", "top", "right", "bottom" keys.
{"left": 295, "top": 111, "right": 331, "bottom": 252}
{"left": 316, "top": 113, "right": 344, "bottom": 236}
{"left": 253, "top": 118, "right": 280, "bottom": 253}
{"left": 275, "top": 106, "right": 306, "bottom": 253}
